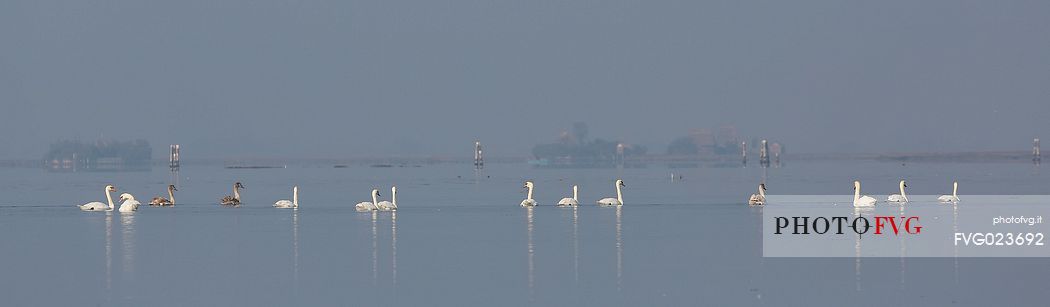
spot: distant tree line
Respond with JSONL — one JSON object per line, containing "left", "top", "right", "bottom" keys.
{"left": 44, "top": 139, "right": 152, "bottom": 165}
{"left": 531, "top": 123, "right": 647, "bottom": 161}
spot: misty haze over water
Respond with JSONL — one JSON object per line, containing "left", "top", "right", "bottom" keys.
{"left": 2, "top": 1, "right": 1050, "bottom": 160}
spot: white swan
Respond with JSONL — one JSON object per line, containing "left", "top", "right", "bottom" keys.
{"left": 938, "top": 181, "right": 960, "bottom": 203}
{"left": 376, "top": 186, "right": 397, "bottom": 211}
{"left": 355, "top": 189, "right": 380, "bottom": 212}
{"left": 853, "top": 180, "right": 877, "bottom": 207}
{"left": 887, "top": 180, "right": 908, "bottom": 202}
{"left": 557, "top": 185, "right": 579, "bottom": 206}
{"left": 520, "top": 181, "right": 537, "bottom": 207}
{"left": 596, "top": 179, "right": 625, "bottom": 206}
{"left": 150, "top": 185, "right": 176, "bottom": 206}
{"left": 274, "top": 186, "right": 298, "bottom": 209}
{"left": 118, "top": 193, "right": 141, "bottom": 213}
{"left": 79, "top": 185, "right": 117, "bottom": 211}
{"left": 748, "top": 183, "right": 767, "bottom": 205}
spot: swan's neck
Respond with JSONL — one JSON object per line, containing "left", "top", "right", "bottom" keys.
{"left": 105, "top": 188, "right": 114, "bottom": 209}
{"left": 572, "top": 186, "right": 578, "bottom": 201}
{"left": 900, "top": 183, "right": 907, "bottom": 200}
{"left": 527, "top": 185, "right": 533, "bottom": 200}
{"left": 854, "top": 184, "right": 860, "bottom": 202}
{"left": 759, "top": 186, "right": 765, "bottom": 198}
{"left": 168, "top": 188, "right": 175, "bottom": 205}
{"left": 372, "top": 191, "right": 378, "bottom": 206}
{"left": 233, "top": 184, "right": 240, "bottom": 200}
{"left": 293, "top": 188, "right": 298, "bottom": 208}
{"left": 391, "top": 188, "right": 397, "bottom": 208}
{"left": 953, "top": 183, "right": 958, "bottom": 197}
{"left": 616, "top": 184, "right": 623, "bottom": 204}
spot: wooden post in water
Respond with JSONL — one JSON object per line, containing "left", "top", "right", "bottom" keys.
{"left": 474, "top": 141, "right": 484, "bottom": 169}
{"left": 759, "top": 140, "right": 770, "bottom": 167}
{"left": 1035, "top": 138, "right": 1041, "bottom": 164}
{"left": 741, "top": 141, "right": 747, "bottom": 166}
{"left": 169, "top": 144, "right": 180, "bottom": 170}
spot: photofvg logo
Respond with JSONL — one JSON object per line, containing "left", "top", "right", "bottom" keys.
{"left": 773, "top": 216, "right": 922, "bottom": 237}
{"left": 762, "top": 195, "right": 1050, "bottom": 257}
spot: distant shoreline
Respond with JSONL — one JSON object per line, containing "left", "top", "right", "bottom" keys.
{"left": 0, "top": 150, "right": 1039, "bottom": 168}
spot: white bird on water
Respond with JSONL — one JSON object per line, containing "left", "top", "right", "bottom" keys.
{"left": 356, "top": 189, "right": 381, "bottom": 212}
{"left": 596, "top": 179, "right": 625, "bottom": 206}
{"left": 376, "top": 186, "right": 398, "bottom": 211}
{"left": 520, "top": 181, "right": 537, "bottom": 207}
{"left": 118, "top": 193, "right": 141, "bottom": 213}
{"left": 887, "top": 180, "right": 909, "bottom": 203}
{"left": 853, "top": 181, "right": 877, "bottom": 207}
{"left": 274, "top": 186, "right": 299, "bottom": 209}
{"left": 79, "top": 185, "right": 117, "bottom": 211}
{"left": 557, "top": 185, "right": 579, "bottom": 207}
{"left": 938, "top": 181, "right": 960, "bottom": 203}
{"left": 748, "top": 183, "right": 767, "bottom": 206}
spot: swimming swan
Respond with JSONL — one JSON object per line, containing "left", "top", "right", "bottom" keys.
{"left": 853, "top": 181, "right": 877, "bottom": 207}
{"left": 887, "top": 180, "right": 908, "bottom": 202}
{"left": 150, "top": 185, "right": 177, "bottom": 206}
{"left": 118, "top": 193, "right": 141, "bottom": 212}
{"left": 938, "top": 181, "right": 960, "bottom": 203}
{"left": 376, "top": 186, "right": 397, "bottom": 211}
{"left": 557, "top": 185, "right": 579, "bottom": 206}
{"left": 596, "top": 180, "right": 625, "bottom": 206}
{"left": 520, "top": 181, "right": 537, "bottom": 207}
{"left": 274, "top": 186, "right": 298, "bottom": 209}
{"left": 356, "top": 189, "right": 380, "bottom": 212}
{"left": 79, "top": 185, "right": 117, "bottom": 211}
{"left": 748, "top": 183, "right": 767, "bottom": 205}
{"left": 220, "top": 182, "right": 245, "bottom": 206}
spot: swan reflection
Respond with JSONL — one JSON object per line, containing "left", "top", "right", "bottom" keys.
{"left": 120, "top": 212, "right": 136, "bottom": 280}
{"left": 526, "top": 206, "right": 535, "bottom": 299}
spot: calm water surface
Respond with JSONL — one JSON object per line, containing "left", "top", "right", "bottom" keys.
{"left": 0, "top": 161, "right": 1047, "bottom": 306}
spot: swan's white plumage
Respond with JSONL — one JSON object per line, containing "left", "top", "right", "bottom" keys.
{"left": 938, "top": 181, "right": 960, "bottom": 203}
{"left": 887, "top": 180, "right": 908, "bottom": 203}
{"left": 274, "top": 186, "right": 298, "bottom": 209}
{"left": 520, "top": 181, "right": 537, "bottom": 207}
{"left": 748, "top": 183, "right": 767, "bottom": 205}
{"left": 79, "top": 202, "right": 109, "bottom": 211}
{"left": 118, "top": 193, "right": 140, "bottom": 212}
{"left": 376, "top": 186, "right": 397, "bottom": 211}
{"left": 557, "top": 185, "right": 579, "bottom": 206}
{"left": 596, "top": 180, "right": 625, "bottom": 206}
{"left": 80, "top": 185, "right": 117, "bottom": 211}
{"left": 853, "top": 181, "right": 877, "bottom": 207}
{"left": 356, "top": 189, "right": 380, "bottom": 212}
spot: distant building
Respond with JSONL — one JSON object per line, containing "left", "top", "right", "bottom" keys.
{"left": 44, "top": 139, "right": 152, "bottom": 172}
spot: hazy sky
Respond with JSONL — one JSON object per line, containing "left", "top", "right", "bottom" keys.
{"left": 2, "top": 0, "right": 1048, "bottom": 159}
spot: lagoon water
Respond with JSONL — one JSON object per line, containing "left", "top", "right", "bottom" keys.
{"left": 1, "top": 161, "right": 1048, "bottom": 306}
